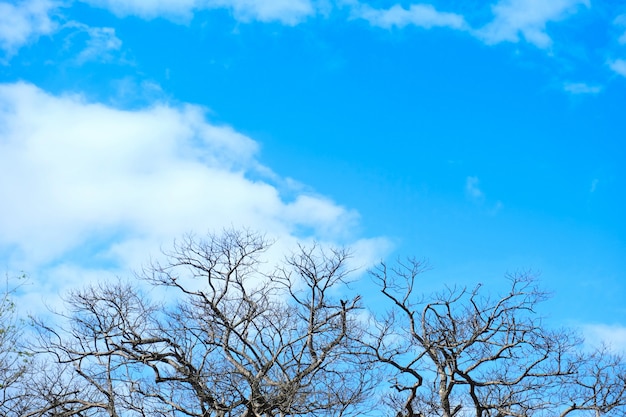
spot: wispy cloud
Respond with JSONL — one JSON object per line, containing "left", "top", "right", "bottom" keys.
{"left": 582, "top": 323, "right": 626, "bottom": 353}
{"left": 465, "top": 176, "right": 485, "bottom": 203}
{"left": 609, "top": 59, "right": 626, "bottom": 77}
{"left": 0, "top": 0, "right": 595, "bottom": 53}
{"left": 349, "top": 3, "right": 467, "bottom": 30}
{"left": 608, "top": 16, "right": 626, "bottom": 78}
{"left": 563, "top": 82, "right": 602, "bottom": 95}
{"left": 476, "top": 0, "right": 589, "bottom": 49}
{"left": 348, "top": 0, "right": 588, "bottom": 51}
{"left": 0, "top": 82, "right": 387, "bottom": 279}
{"left": 208, "top": 0, "right": 316, "bottom": 25}
{"left": 0, "top": 0, "right": 59, "bottom": 59}
{"left": 82, "top": 0, "right": 317, "bottom": 25}
{"left": 64, "top": 23, "right": 123, "bottom": 64}
{"left": 465, "top": 176, "right": 503, "bottom": 214}
{"left": 590, "top": 178, "right": 599, "bottom": 193}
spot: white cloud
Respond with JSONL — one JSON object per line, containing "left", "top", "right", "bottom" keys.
{"left": 63, "top": 22, "right": 123, "bottom": 63}
{"left": 208, "top": 0, "right": 315, "bottom": 25}
{"left": 0, "top": 82, "right": 388, "bottom": 280}
{"left": 582, "top": 323, "right": 626, "bottom": 353}
{"left": 348, "top": 0, "right": 588, "bottom": 50}
{"left": 108, "top": 77, "right": 166, "bottom": 107}
{"left": 0, "top": 0, "right": 59, "bottom": 58}
{"left": 350, "top": 3, "right": 467, "bottom": 30}
{"left": 465, "top": 176, "right": 484, "bottom": 203}
{"left": 563, "top": 82, "right": 602, "bottom": 95}
{"left": 80, "top": 0, "right": 197, "bottom": 21}
{"left": 465, "top": 176, "right": 503, "bottom": 213}
{"left": 76, "top": 26, "right": 122, "bottom": 63}
{"left": 82, "top": 0, "right": 316, "bottom": 25}
{"left": 609, "top": 59, "right": 626, "bottom": 77}
{"left": 345, "top": 237, "right": 393, "bottom": 272}
{"left": 477, "top": 0, "right": 589, "bottom": 49}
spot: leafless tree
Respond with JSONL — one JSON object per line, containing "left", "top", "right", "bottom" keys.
{"left": 31, "top": 229, "right": 375, "bottom": 417}
{"left": 0, "top": 275, "right": 34, "bottom": 416}
{"left": 25, "top": 233, "right": 625, "bottom": 417}
{"left": 367, "top": 259, "right": 626, "bottom": 417}
{"left": 29, "top": 280, "right": 160, "bottom": 417}
{"left": 558, "top": 345, "right": 626, "bottom": 417}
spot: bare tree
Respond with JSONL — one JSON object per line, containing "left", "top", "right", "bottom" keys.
{"left": 0, "top": 275, "right": 34, "bottom": 416}
{"left": 32, "top": 229, "right": 375, "bottom": 417}
{"left": 367, "top": 259, "right": 626, "bottom": 417}
{"left": 558, "top": 345, "right": 626, "bottom": 417}
{"left": 28, "top": 233, "right": 624, "bottom": 417}
{"left": 30, "top": 280, "right": 160, "bottom": 417}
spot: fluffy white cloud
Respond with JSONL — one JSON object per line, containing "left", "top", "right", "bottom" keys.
{"left": 0, "top": 82, "right": 387, "bottom": 281}
{"left": 82, "top": 0, "right": 316, "bottom": 25}
{"left": 563, "top": 82, "right": 602, "bottom": 94}
{"left": 609, "top": 59, "right": 626, "bottom": 77}
{"left": 0, "top": 0, "right": 58, "bottom": 58}
{"left": 350, "top": 3, "right": 467, "bottom": 30}
{"left": 477, "top": 0, "right": 589, "bottom": 49}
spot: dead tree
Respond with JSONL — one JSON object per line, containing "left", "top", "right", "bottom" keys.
{"left": 367, "top": 259, "right": 626, "bottom": 417}
{"left": 0, "top": 276, "right": 34, "bottom": 416}
{"left": 32, "top": 229, "right": 375, "bottom": 417}
{"left": 29, "top": 280, "right": 160, "bottom": 417}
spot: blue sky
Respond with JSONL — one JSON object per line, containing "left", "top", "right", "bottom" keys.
{"left": 0, "top": 0, "right": 625, "bottom": 347}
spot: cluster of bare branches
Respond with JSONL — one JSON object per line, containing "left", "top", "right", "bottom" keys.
{"left": 1, "top": 230, "right": 625, "bottom": 417}
{"left": 366, "top": 259, "right": 626, "bottom": 417}
{"left": 21, "top": 230, "right": 375, "bottom": 417}
{"left": 0, "top": 276, "right": 35, "bottom": 416}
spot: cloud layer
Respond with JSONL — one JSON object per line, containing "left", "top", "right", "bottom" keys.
{"left": 350, "top": 3, "right": 467, "bottom": 30}
{"left": 0, "top": 0, "right": 602, "bottom": 60}
{"left": 582, "top": 324, "right": 626, "bottom": 353}
{"left": 610, "top": 59, "right": 626, "bottom": 77}
{"left": 476, "top": 0, "right": 589, "bottom": 48}
{"left": 348, "top": 0, "right": 591, "bottom": 50}
{"left": 0, "top": 82, "right": 384, "bottom": 277}
{"left": 563, "top": 82, "right": 602, "bottom": 94}
{"left": 0, "top": 0, "right": 58, "bottom": 58}
{"left": 82, "top": 0, "right": 317, "bottom": 24}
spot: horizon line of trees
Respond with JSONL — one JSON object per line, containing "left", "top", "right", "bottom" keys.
{"left": 1, "top": 229, "right": 625, "bottom": 417}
